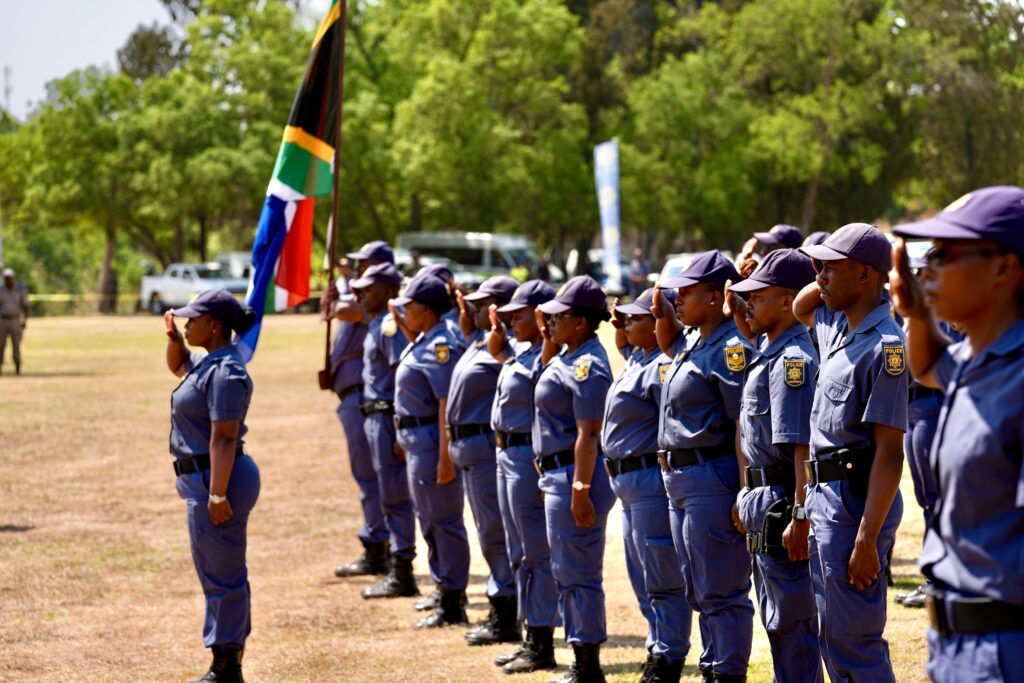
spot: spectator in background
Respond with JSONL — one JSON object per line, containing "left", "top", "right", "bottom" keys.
{"left": 534, "top": 255, "right": 552, "bottom": 283}
{"left": 0, "top": 268, "right": 29, "bottom": 376}
{"left": 628, "top": 248, "right": 652, "bottom": 299}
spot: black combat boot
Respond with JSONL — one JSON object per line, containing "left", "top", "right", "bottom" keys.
{"left": 547, "top": 643, "right": 604, "bottom": 683}
{"left": 503, "top": 625, "right": 556, "bottom": 674}
{"left": 639, "top": 653, "right": 657, "bottom": 682}
{"left": 466, "top": 595, "right": 520, "bottom": 645}
{"left": 361, "top": 556, "right": 419, "bottom": 599}
{"left": 414, "top": 585, "right": 441, "bottom": 611}
{"left": 646, "top": 655, "right": 683, "bottom": 683}
{"left": 334, "top": 539, "right": 389, "bottom": 577}
{"left": 414, "top": 588, "right": 469, "bottom": 629}
{"left": 711, "top": 673, "right": 746, "bottom": 682}
{"left": 190, "top": 644, "right": 244, "bottom": 683}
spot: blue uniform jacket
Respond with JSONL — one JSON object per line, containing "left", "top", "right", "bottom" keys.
{"left": 170, "top": 345, "right": 252, "bottom": 458}
{"left": 533, "top": 335, "right": 612, "bottom": 456}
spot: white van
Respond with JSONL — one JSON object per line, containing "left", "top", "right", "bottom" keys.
{"left": 397, "top": 232, "right": 540, "bottom": 273}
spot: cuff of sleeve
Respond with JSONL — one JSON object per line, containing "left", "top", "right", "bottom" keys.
{"left": 772, "top": 432, "right": 809, "bottom": 445}
{"left": 862, "top": 412, "right": 908, "bottom": 432}
{"left": 210, "top": 411, "right": 244, "bottom": 422}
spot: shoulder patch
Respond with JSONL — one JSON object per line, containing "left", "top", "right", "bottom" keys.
{"left": 659, "top": 363, "right": 671, "bottom": 384}
{"left": 435, "top": 343, "right": 450, "bottom": 365}
{"left": 725, "top": 344, "right": 747, "bottom": 372}
{"left": 382, "top": 319, "right": 397, "bottom": 337}
{"left": 784, "top": 359, "right": 806, "bottom": 387}
{"left": 883, "top": 344, "right": 905, "bottom": 376}
{"left": 574, "top": 358, "right": 592, "bottom": 381}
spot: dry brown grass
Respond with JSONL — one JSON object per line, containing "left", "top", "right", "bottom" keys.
{"left": 0, "top": 315, "right": 929, "bottom": 682}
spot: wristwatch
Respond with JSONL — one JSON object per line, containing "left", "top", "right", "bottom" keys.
{"left": 792, "top": 504, "right": 807, "bottom": 521}
{"left": 571, "top": 481, "right": 591, "bottom": 492}
{"left": 209, "top": 493, "right": 228, "bottom": 505}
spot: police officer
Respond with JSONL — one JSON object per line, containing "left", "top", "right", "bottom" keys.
{"left": 727, "top": 249, "right": 823, "bottom": 683}
{"left": 0, "top": 267, "right": 29, "bottom": 376}
{"left": 606, "top": 287, "right": 692, "bottom": 683}
{"left": 652, "top": 250, "right": 755, "bottom": 683}
{"left": 163, "top": 289, "right": 260, "bottom": 683}
{"left": 349, "top": 263, "right": 420, "bottom": 600}
{"left": 794, "top": 223, "right": 908, "bottom": 682}
{"left": 390, "top": 274, "right": 472, "bottom": 629}
{"left": 416, "top": 263, "right": 465, "bottom": 349}
{"left": 486, "top": 280, "right": 561, "bottom": 675}
{"left": 737, "top": 225, "right": 805, "bottom": 278}
{"left": 889, "top": 185, "right": 1024, "bottom": 683}
{"left": 326, "top": 241, "right": 394, "bottom": 578}
{"left": 447, "top": 275, "right": 521, "bottom": 646}
{"left": 533, "top": 275, "right": 616, "bottom": 683}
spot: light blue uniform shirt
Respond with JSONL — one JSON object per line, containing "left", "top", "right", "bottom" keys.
{"left": 601, "top": 346, "right": 672, "bottom": 460}
{"left": 170, "top": 345, "right": 252, "bottom": 458}
{"left": 447, "top": 330, "right": 505, "bottom": 427}
{"left": 491, "top": 343, "right": 542, "bottom": 435}
{"left": 533, "top": 335, "right": 612, "bottom": 456}
{"left": 362, "top": 311, "right": 409, "bottom": 401}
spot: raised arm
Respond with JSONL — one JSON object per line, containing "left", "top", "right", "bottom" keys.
{"left": 792, "top": 280, "right": 821, "bottom": 329}
{"left": 651, "top": 286, "right": 683, "bottom": 355}
{"left": 889, "top": 239, "right": 950, "bottom": 388}
{"left": 164, "top": 310, "right": 189, "bottom": 377}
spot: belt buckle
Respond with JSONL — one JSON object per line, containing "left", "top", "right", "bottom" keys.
{"left": 603, "top": 459, "right": 613, "bottom": 478}
{"left": 803, "top": 460, "right": 815, "bottom": 485}
{"left": 533, "top": 458, "right": 543, "bottom": 477}
{"left": 495, "top": 432, "right": 505, "bottom": 449}
{"left": 657, "top": 450, "right": 669, "bottom": 473}
{"left": 445, "top": 426, "right": 454, "bottom": 441}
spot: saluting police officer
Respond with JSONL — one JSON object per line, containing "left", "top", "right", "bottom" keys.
{"left": 606, "top": 287, "right": 693, "bottom": 683}
{"left": 652, "top": 250, "right": 755, "bottom": 683}
{"left": 890, "top": 185, "right": 1024, "bottom": 683}
{"left": 390, "top": 274, "right": 472, "bottom": 629}
{"left": 326, "top": 241, "right": 394, "bottom": 579}
{"left": 794, "top": 223, "right": 908, "bottom": 683}
{"left": 533, "top": 275, "right": 616, "bottom": 683}
{"left": 486, "top": 280, "right": 561, "bottom": 675}
{"left": 447, "top": 275, "right": 521, "bottom": 646}
{"left": 349, "top": 263, "right": 420, "bottom": 600}
{"left": 727, "top": 249, "right": 824, "bottom": 683}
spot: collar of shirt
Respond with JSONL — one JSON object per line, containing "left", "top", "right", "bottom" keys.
{"left": 689, "top": 318, "right": 739, "bottom": 355}
{"left": 827, "top": 301, "right": 893, "bottom": 356}
{"left": 965, "top": 319, "right": 1024, "bottom": 365}
{"left": 756, "top": 322, "right": 808, "bottom": 361}
{"left": 559, "top": 334, "right": 604, "bottom": 361}
{"left": 415, "top": 320, "right": 449, "bottom": 346}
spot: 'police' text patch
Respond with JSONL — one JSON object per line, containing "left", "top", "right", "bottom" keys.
{"left": 574, "top": 358, "right": 592, "bottom": 381}
{"left": 883, "top": 344, "right": 905, "bottom": 376}
{"left": 725, "top": 344, "right": 747, "bottom": 372}
{"left": 435, "top": 344, "right": 450, "bottom": 365}
{"left": 784, "top": 359, "right": 806, "bottom": 387}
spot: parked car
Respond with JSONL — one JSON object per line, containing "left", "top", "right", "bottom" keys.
{"left": 657, "top": 253, "right": 701, "bottom": 284}
{"left": 140, "top": 262, "right": 249, "bottom": 314}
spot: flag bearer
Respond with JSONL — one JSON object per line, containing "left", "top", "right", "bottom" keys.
{"left": 727, "top": 249, "right": 823, "bottom": 683}
{"left": 651, "top": 250, "right": 755, "bottom": 683}
{"left": 605, "top": 288, "right": 693, "bottom": 683}
{"left": 390, "top": 274, "right": 472, "bottom": 629}
{"left": 794, "top": 224, "right": 907, "bottom": 682}
{"left": 890, "top": 186, "right": 1024, "bottom": 683}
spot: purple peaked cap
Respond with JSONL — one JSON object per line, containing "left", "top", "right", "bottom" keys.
{"left": 463, "top": 275, "right": 520, "bottom": 302}
{"left": 418, "top": 263, "right": 454, "bottom": 281}
{"left": 661, "top": 250, "right": 739, "bottom": 289}
{"left": 172, "top": 288, "right": 245, "bottom": 323}
{"left": 616, "top": 287, "right": 676, "bottom": 315}
{"left": 803, "top": 231, "right": 830, "bottom": 247}
{"left": 893, "top": 186, "right": 1024, "bottom": 254}
{"left": 351, "top": 263, "right": 402, "bottom": 290}
{"left": 390, "top": 274, "right": 450, "bottom": 308}
{"left": 754, "top": 224, "right": 804, "bottom": 248}
{"left": 497, "top": 280, "right": 556, "bottom": 313}
{"left": 537, "top": 275, "right": 607, "bottom": 314}
{"left": 800, "top": 223, "right": 892, "bottom": 273}
{"left": 730, "top": 249, "right": 816, "bottom": 293}
{"left": 346, "top": 240, "right": 394, "bottom": 263}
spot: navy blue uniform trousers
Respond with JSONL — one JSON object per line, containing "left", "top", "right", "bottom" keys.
{"left": 336, "top": 389, "right": 387, "bottom": 545}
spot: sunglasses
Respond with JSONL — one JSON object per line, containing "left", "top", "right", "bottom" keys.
{"left": 544, "top": 311, "right": 576, "bottom": 323}
{"left": 924, "top": 245, "right": 1006, "bottom": 268}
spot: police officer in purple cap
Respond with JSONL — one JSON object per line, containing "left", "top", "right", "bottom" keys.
{"left": 163, "top": 289, "right": 259, "bottom": 683}
{"left": 486, "top": 280, "right": 561, "bottom": 674}
{"left": 325, "top": 241, "right": 395, "bottom": 579}
{"left": 605, "top": 287, "right": 693, "bottom": 682}
{"left": 803, "top": 232, "right": 830, "bottom": 247}
{"left": 533, "top": 275, "right": 616, "bottom": 682}
{"left": 793, "top": 223, "right": 908, "bottom": 683}
{"left": 391, "top": 274, "right": 472, "bottom": 629}
{"left": 889, "top": 185, "right": 1024, "bottom": 682}
{"left": 738, "top": 225, "right": 805, "bottom": 278}
{"left": 349, "top": 263, "right": 420, "bottom": 601}
{"left": 651, "top": 250, "right": 755, "bottom": 682}
{"left": 415, "top": 263, "right": 464, "bottom": 347}
{"left": 727, "top": 249, "right": 823, "bottom": 683}
{"left": 446, "top": 275, "right": 521, "bottom": 646}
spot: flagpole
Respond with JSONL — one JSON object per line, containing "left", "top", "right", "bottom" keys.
{"left": 322, "top": 0, "right": 349, "bottom": 386}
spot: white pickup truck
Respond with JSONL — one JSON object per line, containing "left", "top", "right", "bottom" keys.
{"left": 140, "top": 262, "right": 249, "bottom": 314}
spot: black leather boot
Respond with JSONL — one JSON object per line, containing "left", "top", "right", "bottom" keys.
{"left": 334, "top": 539, "right": 389, "bottom": 577}
{"left": 503, "top": 625, "right": 556, "bottom": 674}
{"left": 190, "top": 644, "right": 244, "bottom": 683}
{"left": 711, "top": 673, "right": 746, "bottom": 682}
{"left": 494, "top": 642, "right": 527, "bottom": 667}
{"left": 361, "top": 556, "right": 419, "bottom": 599}
{"left": 466, "top": 595, "right": 520, "bottom": 645}
{"left": 647, "top": 655, "right": 683, "bottom": 683}
{"left": 547, "top": 643, "right": 604, "bottom": 683}
{"left": 414, "top": 588, "right": 469, "bottom": 629}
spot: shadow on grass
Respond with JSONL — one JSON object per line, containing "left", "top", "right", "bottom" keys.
{"left": 604, "top": 633, "right": 648, "bottom": 649}
{"left": 0, "top": 524, "right": 34, "bottom": 533}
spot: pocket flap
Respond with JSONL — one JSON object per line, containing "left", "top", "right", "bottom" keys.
{"left": 824, "top": 378, "right": 853, "bottom": 402}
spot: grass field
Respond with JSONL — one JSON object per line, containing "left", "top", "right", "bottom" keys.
{"left": 0, "top": 315, "right": 929, "bottom": 682}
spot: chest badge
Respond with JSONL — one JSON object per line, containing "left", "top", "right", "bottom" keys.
{"left": 382, "top": 320, "right": 397, "bottom": 337}
{"left": 883, "top": 344, "right": 905, "bottom": 376}
{"left": 435, "top": 344, "right": 450, "bottom": 365}
{"left": 574, "top": 358, "right": 592, "bottom": 381}
{"left": 658, "top": 364, "right": 670, "bottom": 384}
{"left": 725, "top": 344, "right": 747, "bottom": 373}
{"left": 784, "top": 359, "right": 806, "bottom": 387}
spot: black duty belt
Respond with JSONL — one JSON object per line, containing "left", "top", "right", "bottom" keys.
{"left": 658, "top": 442, "right": 733, "bottom": 471}
{"left": 605, "top": 452, "right": 660, "bottom": 478}
{"left": 909, "top": 385, "right": 942, "bottom": 404}
{"left": 804, "top": 447, "right": 874, "bottom": 496}
{"left": 926, "top": 590, "right": 1024, "bottom": 637}
{"left": 174, "top": 448, "right": 245, "bottom": 477}
{"left": 395, "top": 414, "right": 439, "bottom": 430}
{"left": 495, "top": 431, "right": 531, "bottom": 449}
{"left": 361, "top": 399, "right": 394, "bottom": 417}
{"left": 534, "top": 450, "right": 574, "bottom": 475}
{"left": 446, "top": 423, "right": 492, "bottom": 442}
{"left": 745, "top": 464, "right": 797, "bottom": 499}
{"left": 336, "top": 384, "right": 364, "bottom": 402}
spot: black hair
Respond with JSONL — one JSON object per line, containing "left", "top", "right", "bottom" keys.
{"left": 425, "top": 298, "right": 453, "bottom": 316}
{"left": 573, "top": 306, "right": 611, "bottom": 333}
{"left": 218, "top": 307, "right": 257, "bottom": 339}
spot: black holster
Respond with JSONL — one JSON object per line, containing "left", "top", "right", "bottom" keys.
{"left": 747, "top": 498, "right": 792, "bottom": 559}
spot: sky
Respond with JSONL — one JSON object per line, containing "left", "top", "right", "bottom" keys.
{"left": 0, "top": 0, "right": 332, "bottom": 121}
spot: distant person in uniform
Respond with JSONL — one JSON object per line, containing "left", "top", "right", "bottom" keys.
{"left": 737, "top": 225, "right": 805, "bottom": 278}
{"left": 795, "top": 223, "right": 907, "bottom": 683}
{"left": 163, "top": 289, "right": 260, "bottom": 683}
{"left": 628, "top": 248, "right": 652, "bottom": 299}
{"left": 803, "top": 232, "right": 830, "bottom": 247}
{"left": 0, "top": 267, "right": 29, "bottom": 376}
{"left": 890, "top": 186, "right": 1024, "bottom": 683}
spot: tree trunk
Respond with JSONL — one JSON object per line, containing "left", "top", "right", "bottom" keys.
{"left": 174, "top": 221, "right": 184, "bottom": 262}
{"left": 198, "top": 214, "right": 208, "bottom": 262}
{"left": 409, "top": 193, "right": 422, "bottom": 232}
{"left": 97, "top": 229, "right": 117, "bottom": 314}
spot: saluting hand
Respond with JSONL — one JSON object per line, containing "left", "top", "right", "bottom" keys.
{"left": 164, "top": 310, "right": 180, "bottom": 342}
{"left": 456, "top": 289, "right": 472, "bottom": 331}
{"left": 889, "top": 238, "right": 928, "bottom": 320}
{"left": 209, "top": 497, "right": 233, "bottom": 526}
{"left": 487, "top": 304, "right": 507, "bottom": 357}
{"left": 610, "top": 298, "right": 625, "bottom": 329}
{"left": 650, "top": 286, "right": 667, "bottom": 319}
